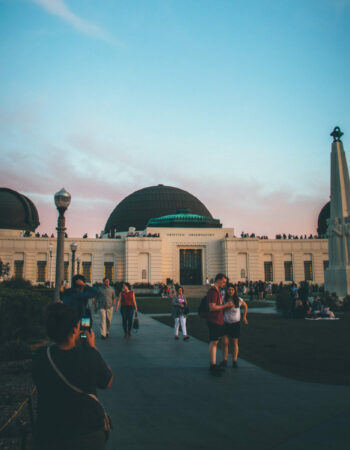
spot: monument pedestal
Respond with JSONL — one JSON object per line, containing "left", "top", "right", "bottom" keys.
{"left": 324, "top": 266, "right": 350, "bottom": 297}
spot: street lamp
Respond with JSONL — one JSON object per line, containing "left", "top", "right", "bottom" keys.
{"left": 48, "top": 242, "right": 53, "bottom": 288}
{"left": 70, "top": 242, "right": 78, "bottom": 284}
{"left": 53, "top": 188, "right": 71, "bottom": 302}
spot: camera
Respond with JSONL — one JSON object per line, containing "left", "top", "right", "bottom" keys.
{"left": 80, "top": 317, "right": 91, "bottom": 338}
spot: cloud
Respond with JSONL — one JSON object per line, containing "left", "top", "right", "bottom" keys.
{"left": 0, "top": 115, "right": 329, "bottom": 239}
{"left": 31, "top": 0, "right": 112, "bottom": 42}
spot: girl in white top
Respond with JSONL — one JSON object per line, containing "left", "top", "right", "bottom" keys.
{"left": 221, "top": 283, "right": 248, "bottom": 368}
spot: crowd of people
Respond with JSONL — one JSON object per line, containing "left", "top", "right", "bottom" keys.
{"left": 239, "top": 232, "right": 326, "bottom": 240}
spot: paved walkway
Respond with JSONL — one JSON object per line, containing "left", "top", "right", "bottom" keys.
{"left": 92, "top": 311, "right": 350, "bottom": 450}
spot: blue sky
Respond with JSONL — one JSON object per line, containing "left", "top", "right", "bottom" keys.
{"left": 0, "top": 0, "right": 349, "bottom": 236}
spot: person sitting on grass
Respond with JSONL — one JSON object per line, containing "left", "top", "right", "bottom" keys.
{"left": 32, "top": 302, "right": 113, "bottom": 450}
{"left": 320, "top": 298, "right": 335, "bottom": 319}
{"left": 311, "top": 297, "right": 322, "bottom": 317}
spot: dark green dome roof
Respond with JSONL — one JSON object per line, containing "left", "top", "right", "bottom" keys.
{"left": 0, "top": 187, "right": 40, "bottom": 231}
{"left": 147, "top": 209, "right": 222, "bottom": 228}
{"left": 317, "top": 201, "right": 330, "bottom": 237}
{"left": 105, "top": 185, "right": 214, "bottom": 232}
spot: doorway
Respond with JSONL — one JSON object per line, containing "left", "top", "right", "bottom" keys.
{"left": 180, "top": 249, "right": 202, "bottom": 285}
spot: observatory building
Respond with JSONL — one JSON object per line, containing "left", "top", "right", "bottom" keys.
{"left": 0, "top": 184, "right": 328, "bottom": 286}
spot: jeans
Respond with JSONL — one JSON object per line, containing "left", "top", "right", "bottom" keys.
{"left": 174, "top": 316, "right": 187, "bottom": 336}
{"left": 120, "top": 305, "right": 134, "bottom": 333}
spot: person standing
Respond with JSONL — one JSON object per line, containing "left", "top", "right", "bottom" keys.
{"left": 172, "top": 286, "right": 190, "bottom": 340}
{"left": 220, "top": 283, "right": 248, "bottom": 368}
{"left": 93, "top": 278, "right": 116, "bottom": 340}
{"left": 115, "top": 283, "right": 138, "bottom": 338}
{"left": 62, "top": 274, "right": 96, "bottom": 322}
{"left": 206, "top": 273, "right": 233, "bottom": 376}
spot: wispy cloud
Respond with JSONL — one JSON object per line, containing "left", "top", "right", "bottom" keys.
{"left": 31, "top": 0, "right": 112, "bottom": 42}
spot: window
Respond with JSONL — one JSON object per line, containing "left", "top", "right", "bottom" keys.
{"left": 264, "top": 262, "right": 273, "bottom": 282}
{"left": 304, "top": 261, "right": 313, "bottom": 281}
{"left": 64, "top": 262, "right": 69, "bottom": 282}
{"left": 82, "top": 262, "right": 92, "bottom": 282}
{"left": 240, "top": 269, "right": 246, "bottom": 278}
{"left": 142, "top": 269, "right": 147, "bottom": 280}
{"left": 104, "top": 262, "right": 114, "bottom": 281}
{"left": 284, "top": 261, "right": 293, "bottom": 282}
{"left": 14, "top": 260, "right": 24, "bottom": 279}
{"left": 36, "top": 261, "right": 47, "bottom": 282}
{"left": 323, "top": 260, "right": 329, "bottom": 273}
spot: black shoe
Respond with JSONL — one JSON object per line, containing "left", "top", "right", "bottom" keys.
{"left": 209, "top": 365, "right": 222, "bottom": 377}
{"left": 233, "top": 360, "right": 238, "bottom": 368}
{"left": 101, "top": 336, "right": 106, "bottom": 340}
{"left": 219, "top": 360, "right": 228, "bottom": 368}
{"left": 183, "top": 336, "right": 190, "bottom": 340}
{"left": 174, "top": 336, "right": 179, "bottom": 340}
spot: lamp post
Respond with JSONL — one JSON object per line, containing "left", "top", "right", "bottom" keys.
{"left": 53, "top": 188, "right": 71, "bottom": 302}
{"left": 48, "top": 242, "right": 53, "bottom": 288}
{"left": 77, "top": 257, "right": 80, "bottom": 274}
{"left": 70, "top": 242, "right": 78, "bottom": 284}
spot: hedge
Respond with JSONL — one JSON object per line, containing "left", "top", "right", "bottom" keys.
{"left": 0, "top": 288, "right": 51, "bottom": 343}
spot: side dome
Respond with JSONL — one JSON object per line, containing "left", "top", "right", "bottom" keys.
{"left": 105, "top": 185, "right": 213, "bottom": 232}
{"left": 317, "top": 201, "right": 330, "bottom": 237}
{"left": 0, "top": 187, "right": 40, "bottom": 231}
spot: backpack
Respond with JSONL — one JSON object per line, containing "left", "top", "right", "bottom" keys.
{"left": 198, "top": 295, "right": 209, "bottom": 318}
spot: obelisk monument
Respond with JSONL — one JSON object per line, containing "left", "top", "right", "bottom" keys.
{"left": 324, "top": 126, "right": 350, "bottom": 297}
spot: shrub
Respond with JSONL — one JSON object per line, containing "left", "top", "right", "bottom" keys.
{"left": 0, "top": 340, "right": 32, "bottom": 361}
{"left": 0, "top": 288, "right": 51, "bottom": 343}
{"left": 0, "top": 277, "right": 32, "bottom": 289}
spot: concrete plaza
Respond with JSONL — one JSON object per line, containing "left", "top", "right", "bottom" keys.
{"left": 95, "top": 311, "right": 350, "bottom": 450}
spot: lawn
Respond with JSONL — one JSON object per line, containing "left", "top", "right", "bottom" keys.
{"left": 136, "top": 297, "right": 271, "bottom": 314}
{"left": 153, "top": 313, "right": 350, "bottom": 386}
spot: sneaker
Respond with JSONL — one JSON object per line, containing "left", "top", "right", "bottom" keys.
{"left": 174, "top": 336, "right": 179, "bottom": 340}
{"left": 183, "top": 336, "right": 190, "bottom": 340}
{"left": 233, "top": 360, "right": 238, "bottom": 368}
{"left": 101, "top": 336, "right": 106, "bottom": 340}
{"left": 219, "top": 360, "right": 228, "bottom": 368}
{"left": 209, "top": 365, "right": 222, "bottom": 377}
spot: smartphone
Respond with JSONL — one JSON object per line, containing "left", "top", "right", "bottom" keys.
{"left": 80, "top": 317, "right": 91, "bottom": 338}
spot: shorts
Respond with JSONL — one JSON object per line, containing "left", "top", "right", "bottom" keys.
{"left": 206, "top": 321, "right": 225, "bottom": 342}
{"left": 224, "top": 321, "right": 240, "bottom": 339}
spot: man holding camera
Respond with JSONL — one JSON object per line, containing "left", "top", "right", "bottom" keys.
{"left": 32, "top": 302, "right": 113, "bottom": 449}
{"left": 93, "top": 278, "right": 116, "bottom": 339}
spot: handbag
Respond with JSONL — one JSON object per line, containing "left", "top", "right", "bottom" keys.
{"left": 47, "top": 346, "right": 113, "bottom": 440}
{"left": 133, "top": 312, "right": 139, "bottom": 330}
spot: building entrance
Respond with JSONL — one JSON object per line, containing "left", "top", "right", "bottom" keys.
{"left": 180, "top": 249, "right": 202, "bottom": 285}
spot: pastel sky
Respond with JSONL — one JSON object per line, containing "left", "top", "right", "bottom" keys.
{"left": 1, "top": 0, "right": 349, "bottom": 237}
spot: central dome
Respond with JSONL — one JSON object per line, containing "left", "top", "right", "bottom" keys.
{"left": 105, "top": 185, "right": 213, "bottom": 232}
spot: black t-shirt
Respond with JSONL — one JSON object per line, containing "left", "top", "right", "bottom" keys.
{"left": 32, "top": 344, "right": 112, "bottom": 442}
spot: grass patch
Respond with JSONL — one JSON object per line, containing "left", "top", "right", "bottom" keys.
{"left": 136, "top": 297, "right": 272, "bottom": 314}
{"left": 153, "top": 313, "right": 350, "bottom": 386}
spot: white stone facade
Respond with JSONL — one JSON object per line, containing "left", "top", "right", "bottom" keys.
{"left": 0, "top": 227, "right": 328, "bottom": 286}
